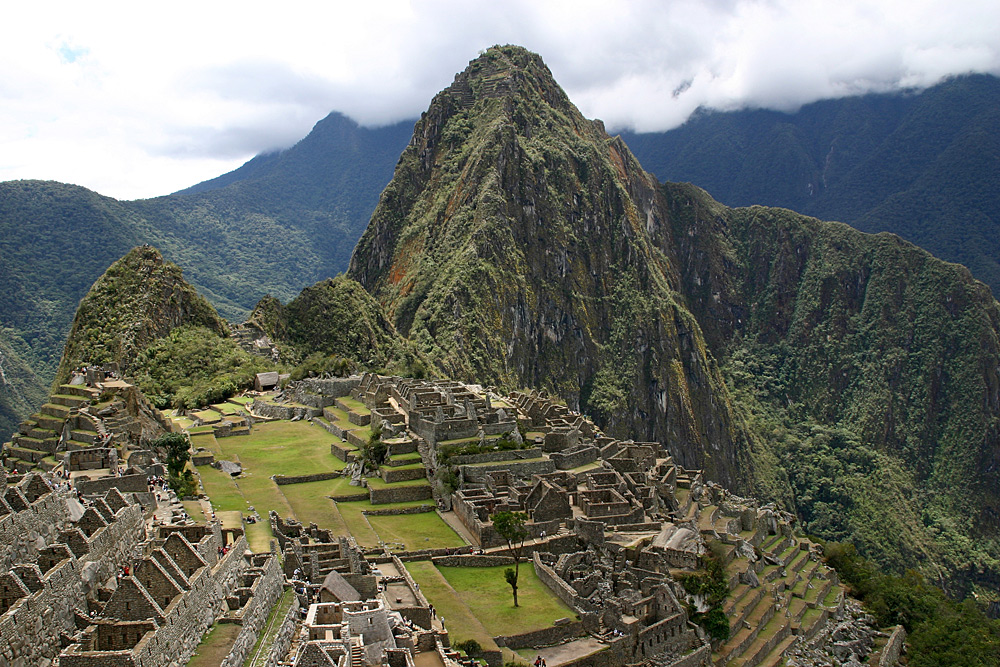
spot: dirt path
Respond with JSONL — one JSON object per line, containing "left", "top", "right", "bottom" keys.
{"left": 530, "top": 637, "right": 608, "bottom": 667}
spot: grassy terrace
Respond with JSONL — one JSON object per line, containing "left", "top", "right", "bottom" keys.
{"left": 338, "top": 397, "right": 371, "bottom": 415}
{"left": 187, "top": 419, "right": 463, "bottom": 552}
{"left": 407, "top": 561, "right": 498, "bottom": 651}
{"left": 366, "top": 510, "right": 464, "bottom": 551}
{"left": 187, "top": 622, "right": 242, "bottom": 667}
{"left": 245, "top": 587, "right": 295, "bottom": 667}
{"left": 406, "top": 562, "right": 574, "bottom": 644}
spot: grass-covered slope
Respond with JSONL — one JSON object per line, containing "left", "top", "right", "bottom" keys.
{"left": 248, "top": 275, "right": 427, "bottom": 376}
{"left": 349, "top": 45, "right": 754, "bottom": 488}
{"left": 54, "top": 246, "right": 228, "bottom": 386}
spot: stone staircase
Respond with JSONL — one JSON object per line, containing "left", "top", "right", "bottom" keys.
{"left": 3, "top": 383, "right": 100, "bottom": 472}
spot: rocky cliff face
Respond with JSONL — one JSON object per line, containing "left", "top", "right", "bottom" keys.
{"left": 54, "top": 245, "right": 227, "bottom": 386}
{"left": 348, "top": 46, "right": 1000, "bottom": 592}
{"left": 349, "top": 46, "right": 753, "bottom": 488}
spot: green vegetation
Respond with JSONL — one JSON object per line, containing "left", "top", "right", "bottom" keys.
{"left": 437, "top": 432, "right": 528, "bottom": 464}
{"left": 824, "top": 541, "right": 1000, "bottom": 666}
{"left": 492, "top": 511, "right": 528, "bottom": 607}
{"left": 133, "top": 325, "right": 275, "bottom": 409}
{"left": 623, "top": 74, "right": 1000, "bottom": 296}
{"left": 155, "top": 432, "right": 196, "bottom": 497}
{"left": 675, "top": 544, "right": 730, "bottom": 641}
{"left": 437, "top": 565, "right": 574, "bottom": 636}
{"left": 54, "top": 246, "right": 227, "bottom": 388}
{"left": 187, "top": 622, "right": 243, "bottom": 667}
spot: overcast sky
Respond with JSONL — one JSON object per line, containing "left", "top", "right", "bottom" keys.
{"left": 2, "top": 0, "right": 998, "bottom": 200}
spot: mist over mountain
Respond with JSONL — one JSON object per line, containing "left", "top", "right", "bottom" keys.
{"left": 622, "top": 73, "right": 1000, "bottom": 296}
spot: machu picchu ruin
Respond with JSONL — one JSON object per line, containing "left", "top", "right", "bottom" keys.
{"left": 0, "top": 368, "right": 907, "bottom": 666}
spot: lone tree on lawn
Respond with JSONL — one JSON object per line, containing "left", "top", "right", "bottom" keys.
{"left": 492, "top": 510, "right": 529, "bottom": 607}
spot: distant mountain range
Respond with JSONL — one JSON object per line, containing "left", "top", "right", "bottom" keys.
{"left": 0, "top": 114, "right": 411, "bottom": 440}
{"left": 0, "top": 66, "right": 998, "bottom": 468}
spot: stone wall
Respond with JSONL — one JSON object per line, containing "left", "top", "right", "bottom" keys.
{"left": 220, "top": 556, "right": 284, "bottom": 667}
{"left": 251, "top": 401, "right": 321, "bottom": 421}
{"left": 0, "top": 489, "right": 72, "bottom": 571}
{"left": 878, "top": 626, "right": 906, "bottom": 667}
{"left": 448, "top": 448, "right": 543, "bottom": 466}
{"left": 459, "top": 459, "right": 555, "bottom": 484}
{"left": 261, "top": 596, "right": 300, "bottom": 667}
{"left": 431, "top": 555, "right": 515, "bottom": 567}
{"left": 76, "top": 473, "right": 148, "bottom": 496}
{"left": 369, "top": 484, "right": 433, "bottom": 504}
{"left": 364, "top": 505, "right": 436, "bottom": 516}
{"left": 494, "top": 621, "right": 585, "bottom": 649}
{"left": 274, "top": 472, "right": 342, "bottom": 486}
{"left": 550, "top": 446, "right": 599, "bottom": 470}
{"left": 381, "top": 466, "right": 428, "bottom": 483}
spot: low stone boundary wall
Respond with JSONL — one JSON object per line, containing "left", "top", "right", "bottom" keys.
{"left": 332, "top": 492, "right": 370, "bottom": 502}
{"left": 449, "top": 448, "right": 542, "bottom": 466}
{"left": 495, "top": 621, "right": 586, "bottom": 650}
{"left": 432, "top": 555, "right": 515, "bottom": 567}
{"left": 330, "top": 440, "right": 358, "bottom": 462}
{"left": 364, "top": 505, "right": 436, "bottom": 516}
{"left": 382, "top": 466, "right": 428, "bottom": 483}
{"left": 273, "top": 471, "right": 342, "bottom": 485}
{"left": 220, "top": 557, "right": 284, "bottom": 667}
{"left": 878, "top": 626, "right": 906, "bottom": 667}
{"left": 459, "top": 458, "right": 555, "bottom": 483}
{"left": 369, "top": 484, "right": 433, "bottom": 504}
{"left": 251, "top": 401, "right": 321, "bottom": 420}
{"left": 75, "top": 473, "right": 148, "bottom": 496}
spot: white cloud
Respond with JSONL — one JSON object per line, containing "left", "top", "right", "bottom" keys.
{"left": 0, "top": 0, "right": 997, "bottom": 199}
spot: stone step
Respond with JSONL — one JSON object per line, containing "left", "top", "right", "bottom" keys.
{"left": 38, "top": 458, "right": 60, "bottom": 472}
{"left": 730, "top": 615, "right": 791, "bottom": 667}
{"left": 757, "top": 634, "right": 799, "bottom": 667}
{"left": 6, "top": 446, "right": 46, "bottom": 463}
{"left": 50, "top": 393, "right": 89, "bottom": 409}
{"left": 40, "top": 403, "right": 71, "bottom": 419}
{"left": 71, "top": 430, "right": 100, "bottom": 445}
{"left": 33, "top": 414, "right": 65, "bottom": 432}
{"left": 13, "top": 435, "right": 57, "bottom": 453}
{"left": 28, "top": 427, "right": 59, "bottom": 441}
{"left": 64, "top": 441, "right": 91, "bottom": 452}
{"left": 58, "top": 384, "right": 99, "bottom": 399}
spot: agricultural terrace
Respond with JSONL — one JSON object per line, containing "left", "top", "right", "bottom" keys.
{"left": 183, "top": 418, "right": 463, "bottom": 553}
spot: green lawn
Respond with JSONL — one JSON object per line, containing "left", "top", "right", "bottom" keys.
{"left": 437, "top": 565, "right": 574, "bottom": 637}
{"left": 278, "top": 478, "right": 357, "bottom": 534}
{"left": 365, "top": 476, "right": 431, "bottom": 488}
{"left": 215, "top": 420, "right": 346, "bottom": 477}
{"left": 366, "top": 511, "right": 464, "bottom": 551}
{"left": 188, "top": 622, "right": 243, "bottom": 667}
{"left": 338, "top": 397, "right": 371, "bottom": 415}
{"left": 405, "top": 561, "right": 498, "bottom": 650}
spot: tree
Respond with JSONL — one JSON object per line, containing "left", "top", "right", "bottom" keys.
{"left": 154, "top": 432, "right": 195, "bottom": 496}
{"left": 360, "top": 423, "right": 387, "bottom": 472}
{"left": 492, "top": 510, "right": 529, "bottom": 607}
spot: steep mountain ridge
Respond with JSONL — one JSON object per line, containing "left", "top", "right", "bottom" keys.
{"left": 348, "top": 45, "right": 1000, "bottom": 593}
{"left": 349, "top": 47, "right": 758, "bottom": 488}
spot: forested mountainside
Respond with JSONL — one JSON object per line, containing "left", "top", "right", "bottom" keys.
{"left": 347, "top": 45, "right": 1000, "bottom": 595}
{"left": 621, "top": 73, "right": 1000, "bottom": 296}
{"left": 0, "top": 114, "right": 410, "bottom": 440}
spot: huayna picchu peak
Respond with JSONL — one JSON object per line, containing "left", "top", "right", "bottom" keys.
{"left": 348, "top": 45, "right": 1000, "bottom": 598}
{"left": 1, "top": 44, "right": 999, "bottom": 667}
